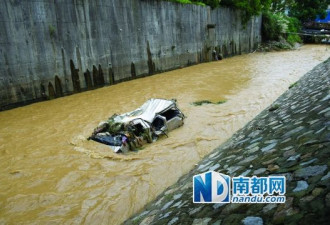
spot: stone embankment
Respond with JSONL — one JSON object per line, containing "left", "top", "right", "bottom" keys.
{"left": 124, "top": 58, "right": 330, "bottom": 225}
{"left": 0, "top": 0, "right": 261, "bottom": 109}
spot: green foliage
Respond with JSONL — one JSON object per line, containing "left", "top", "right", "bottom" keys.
{"left": 289, "top": 0, "right": 330, "bottom": 22}
{"left": 221, "top": 0, "right": 272, "bottom": 23}
{"left": 262, "top": 12, "right": 283, "bottom": 41}
{"left": 167, "top": 0, "right": 224, "bottom": 7}
{"left": 269, "top": 0, "right": 330, "bottom": 23}
{"left": 289, "top": 81, "right": 298, "bottom": 89}
{"left": 262, "top": 12, "right": 302, "bottom": 45}
{"left": 192, "top": 99, "right": 227, "bottom": 106}
{"left": 192, "top": 100, "right": 212, "bottom": 106}
{"left": 286, "top": 34, "right": 300, "bottom": 44}
{"left": 48, "top": 25, "right": 56, "bottom": 37}
{"left": 167, "top": 0, "right": 206, "bottom": 6}
{"left": 286, "top": 16, "right": 302, "bottom": 45}
{"left": 215, "top": 100, "right": 227, "bottom": 104}
{"left": 270, "top": 0, "right": 294, "bottom": 12}
{"left": 167, "top": 0, "right": 330, "bottom": 24}
{"left": 269, "top": 104, "right": 280, "bottom": 112}
{"left": 169, "top": 0, "right": 192, "bottom": 4}
{"left": 194, "top": 2, "right": 206, "bottom": 6}
{"left": 197, "top": 0, "right": 219, "bottom": 8}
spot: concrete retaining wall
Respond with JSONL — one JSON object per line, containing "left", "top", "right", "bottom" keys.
{"left": 0, "top": 0, "right": 261, "bottom": 109}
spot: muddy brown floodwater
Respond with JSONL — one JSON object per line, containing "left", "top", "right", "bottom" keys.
{"left": 0, "top": 45, "right": 329, "bottom": 225}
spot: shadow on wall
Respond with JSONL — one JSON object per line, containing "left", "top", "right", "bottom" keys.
{"left": 37, "top": 60, "right": 109, "bottom": 103}
{"left": 5, "top": 32, "right": 255, "bottom": 111}
{"left": 39, "top": 38, "right": 169, "bottom": 104}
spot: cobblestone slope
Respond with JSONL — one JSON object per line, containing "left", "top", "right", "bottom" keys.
{"left": 124, "top": 57, "right": 330, "bottom": 225}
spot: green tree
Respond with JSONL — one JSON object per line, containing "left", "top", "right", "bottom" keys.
{"left": 262, "top": 11, "right": 302, "bottom": 44}
{"left": 270, "top": 0, "right": 294, "bottom": 12}
{"left": 269, "top": 0, "right": 329, "bottom": 22}
{"left": 289, "top": 0, "right": 330, "bottom": 22}
{"left": 195, "top": 0, "right": 220, "bottom": 8}
{"left": 166, "top": 0, "right": 218, "bottom": 7}
{"left": 220, "top": 0, "right": 272, "bottom": 22}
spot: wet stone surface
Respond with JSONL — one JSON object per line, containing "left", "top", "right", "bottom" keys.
{"left": 125, "top": 59, "right": 330, "bottom": 224}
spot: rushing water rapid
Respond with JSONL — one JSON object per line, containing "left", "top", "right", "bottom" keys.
{"left": 0, "top": 45, "right": 329, "bottom": 225}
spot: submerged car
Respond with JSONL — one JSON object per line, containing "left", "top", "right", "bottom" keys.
{"left": 89, "top": 98, "right": 185, "bottom": 153}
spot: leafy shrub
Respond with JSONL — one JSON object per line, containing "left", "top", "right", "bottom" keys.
{"left": 198, "top": 0, "right": 219, "bottom": 8}
{"left": 194, "top": 2, "right": 206, "bottom": 6}
{"left": 221, "top": 0, "right": 271, "bottom": 23}
{"left": 286, "top": 16, "right": 302, "bottom": 45}
{"left": 173, "top": 0, "right": 192, "bottom": 4}
{"left": 262, "top": 12, "right": 302, "bottom": 45}
{"left": 262, "top": 12, "right": 283, "bottom": 41}
{"left": 167, "top": 0, "right": 208, "bottom": 7}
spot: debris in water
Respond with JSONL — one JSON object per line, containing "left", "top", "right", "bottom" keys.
{"left": 192, "top": 99, "right": 227, "bottom": 106}
{"left": 269, "top": 104, "right": 280, "bottom": 112}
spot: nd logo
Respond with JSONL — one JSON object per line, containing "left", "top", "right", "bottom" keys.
{"left": 193, "top": 171, "right": 231, "bottom": 203}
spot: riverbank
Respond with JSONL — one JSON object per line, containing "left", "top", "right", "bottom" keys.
{"left": 257, "top": 40, "right": 302, "bottom": 52}
{"left": 125, "top": 57, "right": 330, "bottom": 224}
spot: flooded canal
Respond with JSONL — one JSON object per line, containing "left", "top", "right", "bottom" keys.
{"left": 0, "top": 45, "right": 329, "bottom": 225}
